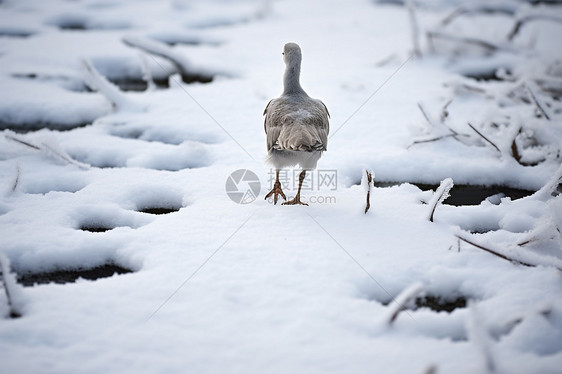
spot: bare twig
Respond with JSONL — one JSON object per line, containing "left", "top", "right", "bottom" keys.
{"left": 456, "top": 233, "right": 562, "bottom": 271}
{"left": 11, "top": 164, "right": 20, "bottom": 192}
{"left": 407, "top": 134, "right": 457, "bottom": 149}
{"left": 5, "top": 133, "right": 89, "bottom": 169}
{"left": 467, "top": 123, "right": 501, "bottom": 153}
{"left": 457, "top": 234, "right": 529, "bottom": 265}
{"left": 427, "top": 31, "right": 515, "bottom": 54}
{"left": 0, "top": 254, "right": 23, "bottom": 318}
{"left": 375, "top": 54, "right": 398, "bottom": 67}
{"left": 363, "top": 169, "right": 374, "bottom": 214}
{"left": 441, "top": 5, "right": 516, "bottom": 26}
{"left": 5, "top": 134, "right": 40, "bottom": 150}
{"left": 407, "top": 0, "right": 422, "bottom": 58}
{"left": 418, "top": 103, "right": 435, "bottom": 127}
{"left": 507, "top": 15, "right": 562, "bottom": 41}
{"left": 440, "top": 99, "right": 453, "bottom": 123}
{"left": 525, "top": 83, "right": 551, "bottom": 120}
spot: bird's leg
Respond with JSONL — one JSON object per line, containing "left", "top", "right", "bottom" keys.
{"left": 265, "top": 170, "right": 286, "bottom": 205}
{"left": 283, "top": 170, "right": 309, "bottom": 206}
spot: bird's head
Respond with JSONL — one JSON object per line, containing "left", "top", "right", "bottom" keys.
{"left": 283, "top": 42, "right": 302, "bottom": 65}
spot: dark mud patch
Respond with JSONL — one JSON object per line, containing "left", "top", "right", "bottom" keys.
{"left": 17, "top": 264, "right": 133, "bottom": 287}
{"left": 374, "top": 182, "right": 534, "bottom": 206}
{"left": 0, "top": 121, "right": 91, "bottom": 133}
{"left": 180, "top": 73, "right": 214, "bottom": 84}
{"left": 462, "top": 70, "right": 503, "bottom": 82}
{"left": 417, "top": 183, "right": 533, "bottom": 206}
{"left": 0, "top": 29, "right": 35, "bottom": 38}
{"left": 79, "top": 225, "right": 115, "bottom": 233}
{"left": 415, "top": 295, "right": 467, "bottom": 313}
{"left": 110, "top": 78, "right": 169, "bottom": 92}
{"left": 139, "top": 207, "right": 180, "bottom": 215}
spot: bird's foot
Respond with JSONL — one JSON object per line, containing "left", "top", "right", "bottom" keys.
{"left": 264, "top": 181, "right": 286, "bottom": 205}
{"left": 282, "top": 195, "right": 308, "bottom": 206}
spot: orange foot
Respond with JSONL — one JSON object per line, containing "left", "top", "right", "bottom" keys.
{"left": 282, "top": 195, "right": 308, "bottom": 206}
{"left": 264, "top": 181, "right": 286, "bottom": 205}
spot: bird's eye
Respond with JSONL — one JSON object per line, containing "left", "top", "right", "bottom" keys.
{"left": 282, "top": 52, "right": 285, "bottom": 55}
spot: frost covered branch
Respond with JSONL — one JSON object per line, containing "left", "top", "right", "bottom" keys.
{"left": 386, "top": 282, "right": 423, "bottom": 325}
{"left": 81, "top": 59, "right": 143, "bottom": 112}
{"left": 407, "top": 0, "right": 421, "bottom": 58}
{"left": 5, "top": 133, "right": 89, "bottom": 170}
{"left": 122, "top": 36, "right": 215, "bottom": 84}
{"left": 139, "top": 52, "right": 156, "bottom": 91}
{"left": 467, "top": 303, "right": 496, "bottom": 373}
{"left": 532, "top": 163, "right": 562, "bottom": 201}
{"left": 0, "top": 254, "right": 24, "bottom": 318}
{"left": 427, "top": 178, "right": 453, "bottom": 222}
{"left": 409, "top": 102, "right": 469, "bottom": 149}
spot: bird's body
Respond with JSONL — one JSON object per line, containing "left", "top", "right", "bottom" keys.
{"left": 264, "top": 43, "right": 330, "bottom": 205}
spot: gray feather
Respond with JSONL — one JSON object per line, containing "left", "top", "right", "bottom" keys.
{"left": 264, "top": 43, "right": 329, "bottom": 169}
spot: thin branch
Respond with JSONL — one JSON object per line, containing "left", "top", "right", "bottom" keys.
{"left": 455, "top": 234, "right": 562, "bottom": 271}
{"left": 407, "top": 134, "right": 457, "bottom": 149}
{"left": 441, "top": 5, "right": 516, "bottom": 26}
{"left": 467, "top": 123, "right": 501, "bottom": 153}
{"left": 0, "top": 254, "right": 23, "bottom": 318}
{"left": 525, "top": 83, "right": 551, "bottom": 121}
{"left": 417, "top": 102, "right": 435, "bottom": 127}
{"left": 440, "top": 99, "right": 453, "bottom": 123}
{"left": 11, "top": 164, "right": 20, "bottom": 192}
{"left": 363, "top": 169, "right": 374, "bottom": 214}
{"left": 507, "top": 14, "right": 562, "bottom": 41}
{"left": 374, "top": 53, "right": 398, "bottom": 67}
{"left": 407, "top": 0, "right": 422, "bottom": 58}
{"left": 5, "top": 133, "right": 89, "bottom": 169}
{"left": 427, "top": 31, "right": 515, "bottom": 54}
{"left": 81, "top": 59, "right": 142, "bottom": 111}
{"left": 5, "top": 134, "right": 40, "bottom": 150}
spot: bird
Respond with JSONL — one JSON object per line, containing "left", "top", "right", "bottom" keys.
{"left": 263, "top": 42, "right": 330, "bottom": 205}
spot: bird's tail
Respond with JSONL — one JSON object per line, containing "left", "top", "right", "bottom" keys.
{"left": 273, "top": 124, "right": 326, "bottom": 152}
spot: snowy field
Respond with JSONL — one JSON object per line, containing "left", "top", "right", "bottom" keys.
{"left": 1, "top": 0, "right": 562, "bottom": 373}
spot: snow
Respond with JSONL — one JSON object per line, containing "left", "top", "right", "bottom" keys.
{"left": 1, "top": 0, "right": 562, "bottom": 373}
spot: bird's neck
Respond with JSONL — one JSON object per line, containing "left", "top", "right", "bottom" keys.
{"left": 283, "top": 60, "right": 305, "bottom": 95}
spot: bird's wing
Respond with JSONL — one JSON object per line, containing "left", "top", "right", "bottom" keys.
{"left": 263, "top": 99, "right": 273, "bottom": 133}
{"left": 264, "top": 98, "right": 286, "bottom": 151}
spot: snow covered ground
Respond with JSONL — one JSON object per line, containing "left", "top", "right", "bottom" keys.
{"left": 1, "top": 0, "right": 562, "bottom": 373}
